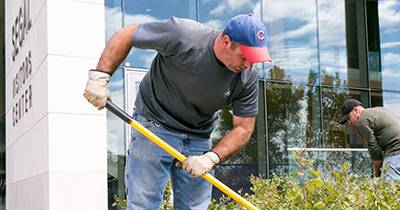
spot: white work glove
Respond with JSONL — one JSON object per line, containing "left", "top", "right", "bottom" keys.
{"left": 176, "top": 151, "right": 220, "bottom": 178}
{"left": 83, "top": 70, "right": 111, "bottom": 110}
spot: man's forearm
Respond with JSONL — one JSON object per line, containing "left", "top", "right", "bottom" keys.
{"left": 212, "top": 128, "right": 251, "bottom": 163}
{"left": 372, "top": 159, "right": 383, "bottom": 177}
{"left": 212, "top": 116, "right": 255, "bottom": 163}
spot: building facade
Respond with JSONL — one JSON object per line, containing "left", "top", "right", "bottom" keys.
{"left": 4, "top": 0, "right": 107, "bottom": 209}
{"left": 2, "top": 0, "right": 400, "bottom": 209}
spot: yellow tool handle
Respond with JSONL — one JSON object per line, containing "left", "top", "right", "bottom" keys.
{"left": 106, "top": 100, "right": 259, "bottom": 210}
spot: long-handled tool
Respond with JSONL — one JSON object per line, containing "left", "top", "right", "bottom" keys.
{"left": 105, "top": 100, "right": 259, "bottom": 210}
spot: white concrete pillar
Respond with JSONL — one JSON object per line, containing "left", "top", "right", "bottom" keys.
{"left": 5, "top": 0, "right": 107, "bottom": 209}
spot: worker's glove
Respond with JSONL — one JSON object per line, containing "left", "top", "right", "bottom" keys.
{"left": 176, "top": 151, "right": 220, "bottom": 178}
{"left": 83, "top": 70, "right": 111, "bottom": 110}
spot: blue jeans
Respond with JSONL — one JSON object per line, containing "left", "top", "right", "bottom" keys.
{"left": 382, "top": 154, "right": 400, "bottom": 184}
{"left": 125, "top": 110, "right": 214, "bottom": 210}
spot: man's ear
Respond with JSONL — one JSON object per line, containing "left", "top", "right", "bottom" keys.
{"left": 353, "top": 107, "right": 360, "bottom": 115}
{"left": 221, "top": 35, "right": 231, "bottom": 48}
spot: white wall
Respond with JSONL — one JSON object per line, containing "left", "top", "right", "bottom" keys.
{"left": 5, "top": 0, "right": 107, "bottom": 209}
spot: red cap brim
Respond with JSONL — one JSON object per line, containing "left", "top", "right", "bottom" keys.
{"left": 238, "top": 43, "right": 272, "bottom": 63}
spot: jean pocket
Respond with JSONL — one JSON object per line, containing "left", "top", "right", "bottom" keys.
{"left": 134, "top": 114, "right": 153, "bottom": 126}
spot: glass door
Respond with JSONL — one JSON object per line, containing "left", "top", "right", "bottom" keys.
{"left": 124, "top": 68, "right": 147, "bottom": 153}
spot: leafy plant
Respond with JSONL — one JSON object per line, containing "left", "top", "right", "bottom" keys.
{"left": 157, "top": 179, "right": 173, "bottom": 210}
{"left": 113, "top": 179, "right": 174, "bottom": 210}
{"left": 113, "top": 149, "right": 400, "bottom": 209}
{"left": 112, "top": 195, "right": 126, "bottom": 209}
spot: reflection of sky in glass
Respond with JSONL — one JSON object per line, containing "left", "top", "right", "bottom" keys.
{"left": 379, "top": 0, "right": 400, "bottom": 91}
{"left": 263, "top": 0, "right": 348, "bottom": 85}
{"left": 198, "top": 0, "right": 260, "bottom": 28}
{"left": 382, "top": 91, "right": 400, "bottom": 116}
{"left": 318, "top": 0, "right": 348, "bottom": 85}
{"left": 263, "top": 0, "right": 319, "bottom": 83}
{"left": 105, "top": 1, "right": 198, "bottom": 69}
{"left": 107, "top": 68, "right": 125, "bottom": 156}
{"left": 124, "top": 0, "right": 196, "bottom": 22}
{"left": 105, "top": 0, "right": 122, "bottom": 42}
{"left": 122, "top": 0, "right": 197, "bottom": 68}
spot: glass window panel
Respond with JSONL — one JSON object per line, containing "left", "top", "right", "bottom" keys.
{"left": 135, "top": 81, "right": 140, "bottom": 95}
{"left": 263, "top": 0, "right": 319, "bottom": 84}
{"left": 321, "top": 88, "right": 369, "bottom": 149}
{"left": 123, "top": 0, "right": 197, "bottom": 69}
{"left": 198, "top": 0, "right": 260, "bottom": 28}
{"left": 211, "top": 106, "right": 262, "bottom": 166}
{"left": 371, "top": 91, "right": 400, "bottom": 116}
{"left": 345, "top": 0, "right": 369, "bottom": 88}
{"left": 124, "top": 0, "right": 196, "bottom": 23}
{"left": 378, "top": 0, "right": 400, "bottom": 91}
{"left": 105, "top": 0, "right": 123, "bottom": 42}
{"left": 105, "top": 0, "right": 124, "bottom": 69}
{"left": 318, "top": 0, "right": 348, "bottom": 87}
{"left": 367, "top": 1, "right": 382, "bottom": 89}
{"left": 266, "top": 82, "right": 322, "bottom": 176}
{"left": 125, "top": 50, "right": 157, "bottom": 69}
{"left": 107, "top": 68, "right": 125, "bottom": 209}
{"left": 371, "top": 91, "right": 384, "bottom": 107}
{"left": 287, "top": 150, "right": 373, "bottom": 178}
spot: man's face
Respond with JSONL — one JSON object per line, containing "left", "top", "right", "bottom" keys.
{"left": 224, "top": 41, "right": 253, "bottom": 73}
{"left": 347, "top": 108, "right": 359, "bottom": 126}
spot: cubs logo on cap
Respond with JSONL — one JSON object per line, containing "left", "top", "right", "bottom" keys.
{"left": 257, "top": 31, "right": 265, "bottom": 41}
{"left": 226, "top": 14, "right": 271, "bottom": 63}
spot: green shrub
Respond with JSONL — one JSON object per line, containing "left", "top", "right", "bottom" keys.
{"left": 114, "top": 150, "right": 400, "bottom": 209}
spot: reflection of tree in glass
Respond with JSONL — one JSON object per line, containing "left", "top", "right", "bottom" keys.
{"left": 305, "top": 69, "right": 322, "bottom": 149}
{"left": 210, "top": 105, "right": 259, "bottom": 165}
{"left": 267, "top": 66, "right": 331, "bottom": 177}
{"left": 210, "top": 106, "right": 261, "bottom": 198}
{"left": 320, "top": 69, "right": 348, "bottom": 148}
{"left": 267, "top": 66, "right": 312, "bottom": 176}
{"left": 210, "top": 66, "right": 372, "bottom": 179}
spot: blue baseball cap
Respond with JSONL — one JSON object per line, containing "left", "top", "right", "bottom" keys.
{"left": 226, "top": 14, "right": 271, "bottom": 63}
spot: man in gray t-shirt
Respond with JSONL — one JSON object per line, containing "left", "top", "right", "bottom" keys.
{"left": 84, "top": 14, "right": 271, "bottom": 209}
{"left": 340, "top": 99, "right": 400, "bottom": 183}
{"left": 132, "top": 17, "right": 259, "bottom": 137}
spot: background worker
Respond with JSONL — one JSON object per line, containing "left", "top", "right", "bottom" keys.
{"left": 84, "top": 14, "right": 271, "bottom": 210}
{"left": 340, "top": 99, "right": 400, "bottom": 183}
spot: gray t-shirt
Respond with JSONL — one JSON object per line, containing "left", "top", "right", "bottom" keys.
{"left": 131, "top": 17, "right": 259, "bottom": 137}
{"left": 357, "top": 107, "right": 400, "bottom": 160}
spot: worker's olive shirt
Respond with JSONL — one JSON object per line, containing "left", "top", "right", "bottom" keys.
{"left": 131, "top": 17, "right": 259, "bottom": 138}
{"left": 357, "top": 107, "right": 400, "bottom": 161}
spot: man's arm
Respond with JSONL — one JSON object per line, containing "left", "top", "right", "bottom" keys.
{"left": 177, "top": 115, "right": 255, "bottom": 178}
{"left": 212, "top": 115, "right": 255, "bottom": 163}
{"left": 83, "top": 24, "right": 138, "bottom": 110}
{"left": 372, "top": 159, "right": 383, "bottom": 178}
{"left": 357, "top": 119, "right": 384, "bottom": 178}
{"left": 97, "top": 24, "right": 138, "bottom": 74}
